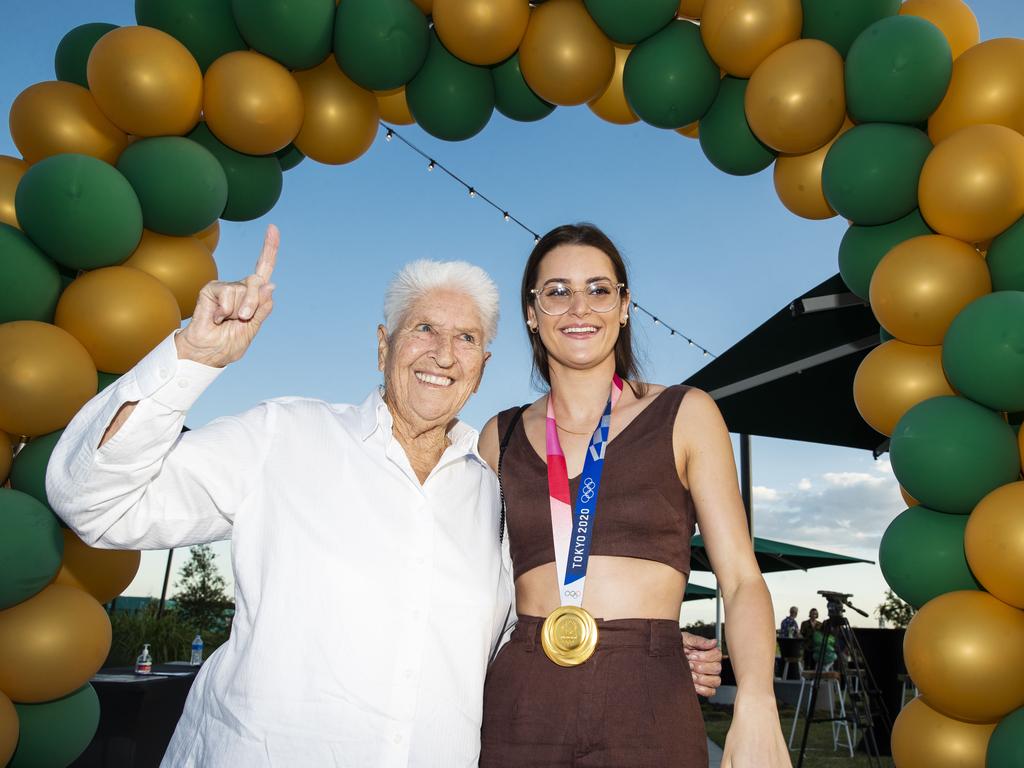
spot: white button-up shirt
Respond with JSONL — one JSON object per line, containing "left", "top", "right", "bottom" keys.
{"left": 46, "top": 333, "right": 515, "bottom": 767}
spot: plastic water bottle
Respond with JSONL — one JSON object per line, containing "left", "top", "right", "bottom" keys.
{"left": 190, "top": 634, "right": 204, "bottom": 666}
{"left": 135, "top": 643, "right": 153, "bottom": 675}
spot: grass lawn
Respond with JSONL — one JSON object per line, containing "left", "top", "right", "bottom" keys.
{"left": 702, "top": 702, "right": 895, "bottom": 768}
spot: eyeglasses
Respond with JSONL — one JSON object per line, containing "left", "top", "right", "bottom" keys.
{"left": 530, "top": 279, "right": 625, "bottom": 316}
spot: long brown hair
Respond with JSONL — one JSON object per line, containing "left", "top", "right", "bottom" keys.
{"left": 521, "top": 223, "right": 646, "bottom": 393}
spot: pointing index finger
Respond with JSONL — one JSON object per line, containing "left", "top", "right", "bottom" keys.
{"left": 254, "top": 224, "right": 279, "bottom": 282}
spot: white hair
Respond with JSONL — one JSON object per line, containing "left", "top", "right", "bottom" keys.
{"left": 383, "top": 259, "right": 500, "bottom": 344}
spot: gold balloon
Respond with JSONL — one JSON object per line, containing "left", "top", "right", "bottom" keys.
{"left": 376, "top": 87, "right": 415, "bottom": 126}
{"left": 745, "top": 39, "right": 846, "bottom": 154}
{"left": 204, "top": 51, "right": 304, "bottom": 156}
{"left": 195, "top": 220, "right": 221, "bottom": 253}
{"left": 919, "top": 124, "right": 1024, "bottom": 244}
{"left": 700, "top": 0, "right": 802, "bottom": 78}
{"left": 676, "top": 121, "right": 700, "bottom": 139}
{"left": 0, "top": 430, "right": 11, "bottom": 484}
{"left": 9, "top": 81, "right": 129, "bottom": 165}
{"left": 966, "top": 482, "right": 1024, "bottom": 609}
{"left": 905, "top": 590, "right": 1024, "bottom": 722}
{"left": 124, "top": 231, "right": 219, "bottom": 319}
{"left": 0, "top": 690, "right": 15, "bottom": 768}
{"left": 292, "top": 58, "right": 379, "bottom": 166}
{"left": 519, "top": 0, "right": 615, "bottom": 107}
{"left": 433, "top": 0, "right": 531, "bottom": 66}
{"left": 900, "top": 485, "right": 920, "bottom": 507}
{"left": 588, "top": 45, "right": 638, "bottom": 125}
{"left": 929, "top": 38, "right": 1024, "bottom": 144}
{"left": 411, "top": 0, "right": 433, "bottom": 12}
{"left": 891, "top": 697, "right": 997, "bottom": 768}
{"left": 0, "top": 585, "right": 111, "bottom": 703}
{"left": 0, "top": 156, "right": 28, "bottom": 229}
{"left": 869, "top": 235, "right": 990, "bottom": 346}
{"left": 0, "top": 321, "right": 97, "bottom": 438}
{"left": 87, "top": 25, "right": 203, "bottom": 137}
{"left": 853, "top": 340, "right": 955, "bottom": 437}
{"left": 773, "top": 118, "right": 852, "bottom": 220}
{"left": 55, "top": 267, "right": 182, "bottom": 374}
{"left": 54, "top": 530, "right": 141, "bottom": 605}
{"left": 899, "top": 0, "right": 979, "bottom": 59}
{"left": 678, "top": 0, "right": 706, "bottom": 20}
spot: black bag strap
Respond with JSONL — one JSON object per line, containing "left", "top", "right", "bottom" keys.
{"left": 497, "top": 404, "right": 528, "bottom": 544}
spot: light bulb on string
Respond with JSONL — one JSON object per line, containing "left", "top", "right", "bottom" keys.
{"left": 385, "top": 129, "right": 393, "bottom": 142}
{"left": 427, "top": 160, "right": 435, "bottom": 172}
{"left": 468, "top": 187, "right": 476, "bottom": 198}
{"left": 503, "top": 212, "right": 510, "bottom": 222}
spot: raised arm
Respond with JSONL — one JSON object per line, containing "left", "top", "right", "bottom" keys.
{"left": 678, "top": 388, "right": 790, "bottom": 767}
{"left": 46, "top": 226, "right": 280, "bottom": 551}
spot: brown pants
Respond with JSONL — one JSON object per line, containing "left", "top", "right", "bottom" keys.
{"left": 480, "top": 615, "right": 708, "bottom": 767}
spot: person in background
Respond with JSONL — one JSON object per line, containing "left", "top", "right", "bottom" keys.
{"left": 780, "top": 606, "right": 799, "bottom": 638}
{"left": 800, "top": 607, "right": 822, "bottom": 668}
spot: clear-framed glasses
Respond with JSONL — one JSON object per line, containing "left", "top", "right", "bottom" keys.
{"left": 530, "top": 279, "right": 625, "bottom": 316}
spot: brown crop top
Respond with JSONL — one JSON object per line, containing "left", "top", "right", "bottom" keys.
{"left": 497, "top": 384, "right": 697, "bottom": 582}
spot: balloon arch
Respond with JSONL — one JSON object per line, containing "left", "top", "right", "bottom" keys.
{"left": 1, "top": 0, "right": 1024, "bottom": 764}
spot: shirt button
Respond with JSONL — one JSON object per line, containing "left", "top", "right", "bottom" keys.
{"left": 177, "top": 379, "right": 189, "bottom": 389}
{"left": 414, "top": 556, "right": 425, "bottom": 567}
{"left": 158, "top": 367, "right": 169, "bottom": 379}
{"left": 393, "top": 733, "right": 403, "bottom": 745}
{"left": 404, "top": 668, "right": 414, "bottom": 679}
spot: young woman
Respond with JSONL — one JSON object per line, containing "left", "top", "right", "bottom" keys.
{"left": 479, "top": 224, "right": 790, "bottom": 767}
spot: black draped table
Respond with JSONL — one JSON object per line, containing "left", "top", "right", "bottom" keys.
{"left": 71, "top": 663, "right": 198, "bottom": 768}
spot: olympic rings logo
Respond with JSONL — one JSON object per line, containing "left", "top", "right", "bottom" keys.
{"left": 580, "top": 478, "right": 597, "bottom": 503}
{"left": 563, "top": 589, "right": 582, "bottom": 599}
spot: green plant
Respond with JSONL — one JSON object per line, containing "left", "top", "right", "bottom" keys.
{"left": 107, "top": 603, "right": 194, "bottom": 667}
{"left": 875, "top": 589, "right": 915, "bottom": 628}
{"left": 173, "top": 544, "right": 234, "bottom": 636}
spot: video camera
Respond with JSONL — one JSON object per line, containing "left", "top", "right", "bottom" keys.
{"left": 817, "top": 590, "right": 869, "bottom": 619}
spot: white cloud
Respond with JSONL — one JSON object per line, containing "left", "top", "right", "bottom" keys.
{"left": 797, "top": 478, "right": 812, "bottom": 491}
{"left": 753, "top": 485, "right": 779, "bottom": 502}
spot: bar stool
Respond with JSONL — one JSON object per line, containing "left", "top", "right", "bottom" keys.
{"left": 780, "top": 654, "right": 804, "bottom": 681}
{"left": 788, "top": 670, "right": 854, "bottom": 756}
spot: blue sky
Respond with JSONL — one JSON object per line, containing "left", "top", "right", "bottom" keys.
{"left": 3, "top": 0, "right": 1021, "bottom": 628}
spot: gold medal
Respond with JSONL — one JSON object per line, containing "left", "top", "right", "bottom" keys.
{"left": 541, "top": 605, "right": 599, "bottom": 666}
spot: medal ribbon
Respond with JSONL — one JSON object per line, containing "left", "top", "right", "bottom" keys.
{"left": 546, "top": 375, "right": 623, "bottom": 608}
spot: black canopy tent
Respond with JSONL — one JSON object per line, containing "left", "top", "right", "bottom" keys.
{"left": 683, "top": 273, "right": 886, "bottom": 536}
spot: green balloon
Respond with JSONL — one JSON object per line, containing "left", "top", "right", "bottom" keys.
{"left": 135, "top": 0, "right": 246, "bottom": 72}
{"left": 838, "top": 209, "right": 933, "bottom": 300}
{"left": 943, "top": 292, "right": 1024, "bottom": 412}
{"left": 188, "top": 124, "right": 282, "bottom": 222}
{"left": 406, "top": 33, "right": 494, "bottom": 142}
{"left": 16, "top": 154, "right": 143, "bottom": 271}
{"left": 9, "top": 430, "right": 63, "bottom": 509}
{"left": 801, "top": 0, "right": 902, "bottom": 58}
{"left": 54, "top": 23, "right": 118, "bottom": 87}
{"left": 117, "top": 137, "right": 228, "bottom": 237}
{"left": 845, "top": 16, "right": 952, "bottom": 125}
{"left": 0, "top": 224, "right": 61, "bottom": 323}
{"left": 492, "top": 53, "right": 555, "bottom": 123}
{"left": 698, "top": 77, "right": 776, "bottom": 176}
{"left": 879, "top": 505, "right": 980, "bottom": 609}
{"left": 334, "top": 0, "right": 430, "bottom": 91}
{"left": 583, "top": 0, "right": 679, "bottom": 44}
{"left": 232, "top": 0, "right": 335, "bottom": 70}
{"left": 890, "top": 395, "right": 1020, "bottom": 515}
{"left": 275, "top": 143, "right": 305, "bottom": 172}
{"left": 987, "top": 215, "right": 1024, "bottom": 291}
{"left": 822, "top": 123, "right": 932, "bottom": 226}
{"left": 10, "top": 685, "right": 100, "bottom": 768}
{"left": 623, "top": 20, "right": 720, "bottom": 130}
{"left": 0, "top": 488, "right": 63, "bottom": 611}
{"left": 988, "top": 707, "right": 1024, "bottom": 768}
{"left": 97, "top": 371, "right": 122, "bottom": 392}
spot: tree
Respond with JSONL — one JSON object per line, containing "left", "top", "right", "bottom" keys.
{"left": 173, "top": 544, "right": 233, "bottom": 636}
{"left": 875, "top": 589, "right": 914, "bottom": 628}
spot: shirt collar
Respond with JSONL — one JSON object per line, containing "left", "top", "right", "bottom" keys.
{"left": 357, "top": 389, "right": 487, "bottom": 467}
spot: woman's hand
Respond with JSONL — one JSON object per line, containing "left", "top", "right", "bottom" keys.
{"left": 681, "top": 632, "right": 723, "bottom": 697}
{"left": 175, "top": 224, "right": 279, "bottom": 367}
{"left": 722, "top": 694, "right": 792, "bottom": 767}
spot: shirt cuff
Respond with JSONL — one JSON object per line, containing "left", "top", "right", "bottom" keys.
{"left": 133, "top": 331, "right": 225, "bottom": 412}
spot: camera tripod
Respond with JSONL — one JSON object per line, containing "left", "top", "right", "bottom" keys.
{"left": 795, "top": 591, "right": 892, "bottom": 768}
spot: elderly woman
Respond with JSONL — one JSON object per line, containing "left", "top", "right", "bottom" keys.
{"left": 46, "top": 227, "right": 719, "bottom": 767}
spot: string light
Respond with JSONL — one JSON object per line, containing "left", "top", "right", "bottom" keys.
{"left": 379, "top": 122, "right": 717, "bottom": 359}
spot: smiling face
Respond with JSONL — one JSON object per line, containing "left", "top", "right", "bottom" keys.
{"left": 526, "top": 244, "right": 630, "bottom": 376}
{"left": 377, "top": 288, "right": 490, "bottom": 435}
